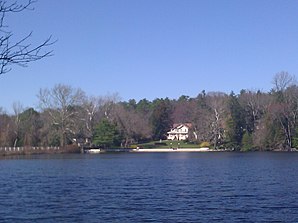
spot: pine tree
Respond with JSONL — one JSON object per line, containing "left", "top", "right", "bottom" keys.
{"left": 241, "top": 131, "right": 253, "bottom": 151}
{"left": 93, "top": 119, "right": 120, "bottom": 148}
{"left": 150, "top": 98, "right": 173, "bottom": 140}
{"left": 225, "top": 92, "right": 245, "bottom": 150}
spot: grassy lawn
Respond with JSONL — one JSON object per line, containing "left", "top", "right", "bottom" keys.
{"left": 137, "top": 140, "right": 201, "bottom": 149}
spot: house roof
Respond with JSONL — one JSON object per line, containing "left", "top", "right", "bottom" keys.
{"left": 172, "top": 123, "right": 192, "bottom": 129}
{"left": 167, "top": 123, "right": 192, "bottom": 134}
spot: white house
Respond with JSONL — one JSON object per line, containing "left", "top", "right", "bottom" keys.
{"left": 167, "top": 123, "right": 192, "bottom": 141}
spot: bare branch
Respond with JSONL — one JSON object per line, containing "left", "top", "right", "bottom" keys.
{"left": 0, "top": 0, "right": 54, "bottom": 75}
{"left": 272, "top": 71, "right": 296, "bottom": 92}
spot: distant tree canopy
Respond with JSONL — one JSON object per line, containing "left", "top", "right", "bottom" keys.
{"left": 1, "top": 72, "right": 298, "bottom": 151}
{"left": 0, "top": 0, "right": 53, "bottom": 75}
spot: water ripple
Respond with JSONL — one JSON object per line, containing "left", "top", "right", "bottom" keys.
{"left": 1, "top": 153, "right": 298, "bottom": 222}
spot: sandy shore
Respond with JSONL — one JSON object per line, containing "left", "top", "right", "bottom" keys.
{"left": 132, "top": 147, "right": 212, "bottom": 152}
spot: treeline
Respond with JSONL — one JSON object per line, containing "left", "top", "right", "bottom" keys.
{"left": 1, "top": 71, "right": 298, "bottom": 151}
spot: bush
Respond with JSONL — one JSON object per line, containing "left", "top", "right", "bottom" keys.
{"left": 199, "top": 141, "right": 210, "bottom": 148}
{"left": 241, "top": 131, "right": 253, "bottom": 152}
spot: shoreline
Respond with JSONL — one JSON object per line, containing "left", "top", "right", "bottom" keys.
{"left": 131, "top": 147, "right": 215, "bottom": 152}
{"left": 2, "top": 146, "right": 297, "bottom": 156}
{"left": 0, "top": 146, "right": 80, "bottom": 156}
{"left": 84, "top": 147, "right": 220, "bottom": 154}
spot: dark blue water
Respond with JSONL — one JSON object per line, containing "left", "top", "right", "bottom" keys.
{"left": 1, "top": 152, "right": 298, "bottom": 222}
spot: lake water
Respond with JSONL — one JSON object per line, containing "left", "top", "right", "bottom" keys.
{"left": 1, "top": 152, "right": 298, "bottom": 222}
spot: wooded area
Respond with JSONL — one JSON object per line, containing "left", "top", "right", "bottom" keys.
{"left": 1, "top": 72, "right": 298, "bottom": 151}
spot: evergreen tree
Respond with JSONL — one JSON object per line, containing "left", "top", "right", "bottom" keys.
{"left": 241, "top": 131, "right": 253, "bottom": 151}
{"left": 93, "top": 119, "right": 120, "bottom": 148}
{"left": 196, "top": 90, "right": 208, "bottom": 109}
{"left": 19, "top": 108, "right": 42, "bottom": 146}
{"left": 150, "top": 98, "right": 173, "bottom": 140}
{"left": 292, "top": 126, "right": 298, "bottom": 149}
{"left": 136, "top": 99, "right": 152, "bottom": 114}
{"left": 225, "top": 92, "right": 245, "bottom": 150}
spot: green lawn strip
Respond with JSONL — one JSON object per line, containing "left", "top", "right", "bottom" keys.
{"left": 137, "top": 140, "right": 201, "bottom": 149}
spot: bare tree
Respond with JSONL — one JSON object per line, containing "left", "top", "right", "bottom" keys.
{"left": 239, "top": 90, "right": 272, "bottom": 132}
{"left": 110, "top": 104, "right": 151, "bottom": 147}
{"left": 78, "top": 95, "right": 110, "bottom": 144}
{"left": 284, "top": 86, "right": 298, "bottom": 126}
{"left": 0, "top": 108, "right": 14, "bottom": 146}
{"left": 206, "top": 92, "right": 228, "bottom": 149}
{"left": 190, "top": 105, "right": 211, "bottom": 142}
{"left": 272, "top": 71, "right": 296, "bottom": 92}
{"left": 12, "top": 101, "right": 23, "bottom": 147}
{"left": 37, "top": 84, "right": 85, "bottom": 147}
{"left": 100, "top": 93, "right": 121, "bottom": 120}
{"left": 0, "top": 0, "right": 53, "bottom": 75}
{"left": 172, "top": 98, "right": 193, "bottom": 124}
{"left": 0, "top": 106, "right": 5, "bottom": 114}
{"left": 269, "top": 102, "right": 293, "bottom": 149}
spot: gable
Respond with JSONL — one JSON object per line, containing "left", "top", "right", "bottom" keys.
{"left": 172, "top": 123, "right": 190, "bottom": 130}
{"left": 168, "top": 124, "right": 191, "bottom": 134}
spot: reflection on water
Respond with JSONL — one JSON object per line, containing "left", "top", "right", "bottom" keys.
{"left": 0, "top": 152, "right": 298, "bottom": 222}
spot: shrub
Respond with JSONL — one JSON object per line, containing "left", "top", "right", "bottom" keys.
{"left": 199, "top": 141, "right": 210, "bottom": 148}
{"left": 241, "top": 131, "right": 253, "bottom": 152}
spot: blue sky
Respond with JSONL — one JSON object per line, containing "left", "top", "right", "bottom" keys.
{"left": 1, "top": 0, "right": 298, "bottom": 112}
